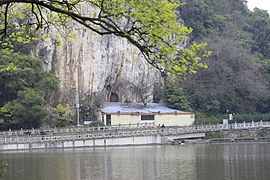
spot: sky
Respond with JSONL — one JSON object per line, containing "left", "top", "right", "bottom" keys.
{"left": 247, "top": 0, "right": 270, "bottom": 12}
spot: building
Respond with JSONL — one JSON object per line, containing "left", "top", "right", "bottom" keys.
{"left": 97, "top": 102, "right": 195, "bottom": 126}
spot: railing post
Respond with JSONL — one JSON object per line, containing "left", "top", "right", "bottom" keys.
{"left": 16, "top": 134, "right": 18, "bottom": 144}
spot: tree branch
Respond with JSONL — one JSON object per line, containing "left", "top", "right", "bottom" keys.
{"left": 0, "top": 2, "right": 10, "bottom": 38}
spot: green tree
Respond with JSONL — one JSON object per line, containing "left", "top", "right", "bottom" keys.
{"left": 50, "top": 104, "right": 72, "bottom": 127}
{"left": 0, "top": 50, "right": 59, "bottom": 105}
{"left": 0, "top": 50, "right": 58, "bottom": 130}
{"left": 180, "top": 0, "right": 249, "bottom": 40}
{"left": 164, "top": 81, "right": 192, "bottom": 112}
{"left": 0, "top": 0, "right": 210, "bottom": 78}
{"left": 244, "top": 8, "right": 270, "bottom": 59}
{"left": 178, "top": 0, "right": 270, "bottom": 117}
{"left": 181, "top": 37, "right": 268, "bottom": 115}
{"left": 0, "top": 89, "right": 47, "bottom": 129}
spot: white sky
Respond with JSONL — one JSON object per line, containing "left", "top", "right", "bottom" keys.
{"left": 247, "top": 0, "right": 270, "bottom": 12}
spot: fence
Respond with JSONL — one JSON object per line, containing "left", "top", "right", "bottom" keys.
{"left": 1, "top": 121, "right": 270, "bottom": 145}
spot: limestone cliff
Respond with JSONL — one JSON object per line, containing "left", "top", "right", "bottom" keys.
{"left": 32, "top": 27, "right": 163, "bottom": 108}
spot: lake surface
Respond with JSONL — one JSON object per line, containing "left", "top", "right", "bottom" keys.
{"left": 1, "top": 143, "right": 270, "bottom": 180}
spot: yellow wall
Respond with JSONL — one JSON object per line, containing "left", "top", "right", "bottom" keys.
{"left": 101, "top": 113, "right": 195, "bottom": 126}
{"left": 155, "top": 114, "right": 194, "bottom": 126}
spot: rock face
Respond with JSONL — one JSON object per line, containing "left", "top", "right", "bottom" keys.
{"left": 32, "top": 27, "right": 163, "bottom": 107}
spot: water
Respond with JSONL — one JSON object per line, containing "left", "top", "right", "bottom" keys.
{"left": 1, "top": 143, "right": 270, "bottom": 180}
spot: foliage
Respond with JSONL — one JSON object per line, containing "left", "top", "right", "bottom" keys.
{"left": 0, "top": 50, "right": 59, "bottom": 130}
{"left": 181, "top": 37, "right": 268, "bottom": 115}
{"left": 232, "top": 113, "right": 270, "bottom": 123}
{"left": 0, "top": 161, "right": 7, "bottom": 178}
{"left": 153, "top": 82, "right": 165, "bottom": 103}
{"left": 244, "top": 8, "right": 270, "bottom": 60}
{"left": 180, "top": 0, "right": 249, "bottom": 40}
{"left": 169, "top": 0, "right": 270, "bottom": 121}
{"left": 50, "top": 104, "right": 73, "bottom": 127}
{"left": 206, "top": 131, "right": 224, "bottom": 139}
{"left": 194, "top": 113, "right": 225, "bottom": 125}
{"left": 0, "top": 89, "right": 47, "bottom": 129}
{"left": 164, "top": 80, "right": 192, "bottom": 112}
{"left": 88, "top": 120, "right": 105, "bottom": 127}
{"left": 79, "top": 92, "right": 104, "bottom": 120}
{"left": 195, "top": 113, "right": 270, "bottom": 125}
{"left": 0, "top": 0, "right": 210, "bottom": 78}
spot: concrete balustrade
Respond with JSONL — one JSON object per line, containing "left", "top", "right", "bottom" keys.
{"left": 1, "top": 121, "right": 270, "bottom": 150}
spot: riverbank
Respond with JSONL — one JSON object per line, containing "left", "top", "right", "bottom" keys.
{"left": 169, "top": 137, "right": 270, "bottom": 145}
{"left": 170, "top": 127, "right": 270, "bottom": 145}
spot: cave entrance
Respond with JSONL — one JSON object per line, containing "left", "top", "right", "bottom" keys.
{"left": 110, "top": 92, "right": 119, "bottom": 102}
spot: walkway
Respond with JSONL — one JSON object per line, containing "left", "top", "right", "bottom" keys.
{"left": 1, "top": 121, "right": 270, "bottom": 145}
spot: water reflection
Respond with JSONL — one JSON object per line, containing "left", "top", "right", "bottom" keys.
{"left": 195, "top": 143, "right": 270, "bottom": 180}
{"left": 1, "top": 144, "right": 270, "bottom": 180}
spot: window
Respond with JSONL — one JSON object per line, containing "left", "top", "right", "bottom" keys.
{"left": 141, "top": 115, "right": 155, "bottom": 120}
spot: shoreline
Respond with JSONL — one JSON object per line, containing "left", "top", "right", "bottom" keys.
{"left": 172, "top": 137, "right": 270, "bottom": 145}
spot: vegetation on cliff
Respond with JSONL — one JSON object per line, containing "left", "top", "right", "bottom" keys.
{"left": 0, "top": 0, "right": 210, "bottom": 78}
{"left": 163, "top": 0, "right": 270, "bottom": 124}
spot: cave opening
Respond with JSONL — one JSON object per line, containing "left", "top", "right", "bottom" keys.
{"left": 110, "top": 92, "right": 119, "bottom": 102}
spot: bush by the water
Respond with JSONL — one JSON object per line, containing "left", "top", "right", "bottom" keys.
{"left": 195, "top": 113, "right": 270, "bottom": 124}
{"left": 232, "top": 114, "right": 270, "bottom": 123}
{"left": 194, "top": 113, "right": 226, "bottom": 124}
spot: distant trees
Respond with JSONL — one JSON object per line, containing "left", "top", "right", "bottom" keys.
{"left": 181, "top": 38, "right": 268, "bottom": 114}
{"left": 0, "top": 50, "right": 59, "bottom": 130}
{"left": 245, "top": 8, "right": 270, "bottom": 59}
{"left": 163, "top": 0, "right": 270, "bottom": 123}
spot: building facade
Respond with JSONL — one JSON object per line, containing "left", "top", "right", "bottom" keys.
{"left": 98, "top": 102, "right": 195, "bottom": 126}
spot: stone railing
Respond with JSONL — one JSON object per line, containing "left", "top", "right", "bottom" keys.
{"left": 1, "top": 121, "right": 270, "bottom": 145}
{"left": 0, "top": 122, "right": 156, "bottom": 137}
